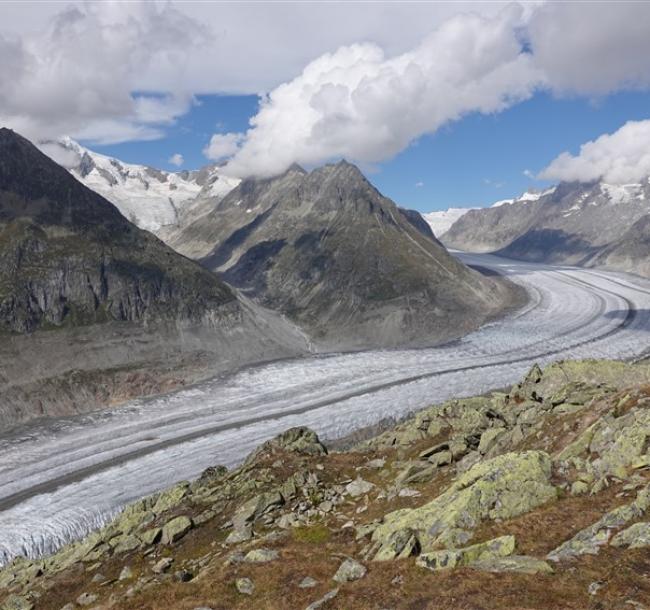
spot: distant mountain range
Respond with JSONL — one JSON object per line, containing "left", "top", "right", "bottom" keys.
{"left": 422, "top": 189, "right": 555, "bottom": 240}
{"left": 40, "top": 138, "right": 240, "bottom": 232}
{"left": 437, "top": 182, "right": 650, "bottom": 278}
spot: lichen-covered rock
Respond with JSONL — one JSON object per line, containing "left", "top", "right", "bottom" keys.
{"left": 161, "top": 516, "right": 193, "bottom": 545}
{"left": 588, "top": 409, "right": 650, "bottom": 478}
{"left": 548, "top": 485, "right": 650, "bottom": 561}
{"left": 345, "top": 477, "right": 374, "bottom": 497}
{"left": 471, "top": 555, "right": 554, "bottom": 575}
{"left": 243, "top": 548, "right": 279, "bottom": 563}
{"left": 372, "top": 451, "right": 556, "bottom": 556}
{"left": 610, "top": 522, "right": 650, "bottom": 549}
{"left": 152, "top": 482, "right": 190, "bottom": 515}
{"left": 236, "top": 577, "right": 254, "bottom": 595}
{"left": 478, "top": 428, "right": 506, "bottom": 454}
{"left": 231, "top": 492, "right": 284, "bottom": 530}
{"left": 570, "top": 481, "right": 590, "bottom": 496}
{"left": 371, "top": 529, "right": 419, "bottom": 562}
{"left": 396, "top": 462, "right": 438, "bottom": 486}
{"left": 1, "top": 595, "right": 34, "bottom": 610}
{"left": 245, "top": 427, "right": 327, "bottom": 464}
{"left": 332, "top": 558, "right": 367, "bottom": 583}
{"left": 138, "top": 527, "right": 162, "bottom": 546}
{"left": 416, "top": 536, "right": 516, "bottom": 571}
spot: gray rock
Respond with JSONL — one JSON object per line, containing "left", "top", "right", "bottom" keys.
{"left": 152, "top": 557, "right": 174, "bottom": 574}
{"left": 298, "top": 576, "right": 318, "bottom": 588}
{"left": 225, "top": 523, "right": 253, "bottom": 544}
{"left": 76, "top": 593, "right": 98, "bottom": 607}
{"left": 119, "top": 566, "right": 134, "bottom": 581}
{"left": 345, "top": 477, "right": 375, "bottom": 497}
{"left": 236, "top": 577, "right": 255, "bottom": 595}
{"left": 333, "top": 558, "right": 367, "bottom": 582}
{"left": 244, "top": 548, "right": 279, "bottom": 563}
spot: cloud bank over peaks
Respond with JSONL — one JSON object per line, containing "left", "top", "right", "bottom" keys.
{"left": 220, "top": 6, "right": 542, "bottom": 178}
{"left": 539, "top": 120, "right": 650, "bottom": 185}
{"left": 0, "top": 2, "right": 206, "bottom": 144}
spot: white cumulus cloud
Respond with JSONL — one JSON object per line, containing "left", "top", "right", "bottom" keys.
{"left": 221, "top": 6, "right": 542, "bottom": 177}
{"left": 168, "top": 153, "right": 184, "bottom": 167}
{"left": 0, "top": 2, "right": 206, "bottom": 144}
{"left": 203, "top": 133, "right": 245, "bottom": 161}
{"left": 527, "top": 2, "right": 650, "bottom": 95}
{"left": 539, "top": 120, "right": 650, "bottom": 185}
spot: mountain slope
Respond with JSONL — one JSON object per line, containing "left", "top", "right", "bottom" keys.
{"left": 170, "top": 161, "right": 523, "bottom": 350}
{"left": 0, "top": 128, "right": 307, "bottom": 429}
{"left": 41, "top": 138, "right": 240, "bottom": 232}
{"left": 585, "top": 214, "right": 650, "bottom": 277}
{"left": 443, "top": 180, "right": 650, "bottom": 275}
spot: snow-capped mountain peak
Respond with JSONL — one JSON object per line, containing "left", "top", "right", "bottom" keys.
{"left": 39, "top": 138, "right": 240, "bottom": 232}
{"left": 491, "top": 187, "right": 556, "bottom": 208}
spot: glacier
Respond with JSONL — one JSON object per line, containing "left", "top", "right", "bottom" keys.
{"left": 1, "top": 252, "right": 650, "bottom": 566}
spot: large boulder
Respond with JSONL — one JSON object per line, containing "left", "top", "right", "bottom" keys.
{"left": 245, "top": 427, "right": 327, "bottom": 464}
{"left": 371, "top": 451, "right": 557, "bottom": 557}
{"left": 161, "top": 516, "right": 193, "bottom": 545}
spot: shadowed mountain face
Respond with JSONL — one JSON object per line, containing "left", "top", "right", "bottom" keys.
{"left": 585, "top": 214, "right": 650, "bottom": 278}
{"left": 0, "top": 127, "right": 237, "bottom": 333}
{"left": 0, "top": 129, "right": 307, "bottom": 429}
{"left": 169, "top": 161, "right": 521, "bottom": 350}
{"left": 443, "top": 181, "right": 650, "bottom": 277}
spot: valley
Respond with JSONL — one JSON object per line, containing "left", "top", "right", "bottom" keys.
{"left": 1, "top": 252, "right": 649, "bottom": 568}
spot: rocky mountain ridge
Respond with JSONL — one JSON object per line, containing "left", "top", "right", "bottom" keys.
{"left": 442, "top": 180, "right": 650, "bottom": 277}
{"left": 4, "top": 358, "right": 650, "bottom": 609}
{"left": 168, "top": 160, "right": 524, "bottom": 350}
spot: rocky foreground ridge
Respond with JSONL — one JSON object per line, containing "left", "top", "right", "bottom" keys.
{"left": 4, "top": 358, "right": 650, "bottom": 609}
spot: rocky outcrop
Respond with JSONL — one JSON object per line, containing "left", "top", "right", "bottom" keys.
{"left": 5, "top": 360, "right": 650, "bottom": 610}
{"left": 369, "top": 451, "right": 557, "bottom": 557}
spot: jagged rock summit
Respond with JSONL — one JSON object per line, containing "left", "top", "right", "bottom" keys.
{"left": 169, "top": 159, "right": 523, "bottom": 350}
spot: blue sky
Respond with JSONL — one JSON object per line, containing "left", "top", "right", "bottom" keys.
{"left": 92, "top": 90, "right": 650, "bottom": 213}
